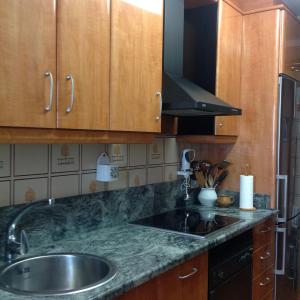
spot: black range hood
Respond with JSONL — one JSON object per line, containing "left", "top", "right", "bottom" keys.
{"left": 162, "top": 0, "right": 241, "bottom": 117}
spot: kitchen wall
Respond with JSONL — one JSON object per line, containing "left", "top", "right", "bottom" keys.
{"left": 0, "top": 138, "right": 180, "bottom": 207}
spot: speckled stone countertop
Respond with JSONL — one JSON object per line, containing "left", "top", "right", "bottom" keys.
{"left": 0, "top": 205, "right": 277, "bottom": 300}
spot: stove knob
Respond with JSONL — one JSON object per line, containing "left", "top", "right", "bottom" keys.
{"left": 217, "top": 271, "right": 225, "bottom": 279}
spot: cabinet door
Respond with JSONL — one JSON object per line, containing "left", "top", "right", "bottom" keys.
{"left": 279, "top": 10, "right": 300, "bottom": 81}
{"left": 215, "top": 0, "right": 242, "bottom": 136}
{"left": 110, "top": 0, "right": 163, "bottom": 133}
{"left": 0, "top": 0, "right": 57, "bottom": 128}
{"left": 57, "top": 0, "right": 110, "bottom": 130}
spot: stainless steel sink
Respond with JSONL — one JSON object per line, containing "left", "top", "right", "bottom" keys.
{"left": 0, "top": 253, "right": 117, "bottom": 296}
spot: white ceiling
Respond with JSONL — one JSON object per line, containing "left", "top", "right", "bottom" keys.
{"left": 283, "top": 0, "right": 300, "bottom": 18}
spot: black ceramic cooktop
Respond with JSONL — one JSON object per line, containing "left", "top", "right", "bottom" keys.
{"left": 131, "top": 208, "right": 241, "bottom": 238}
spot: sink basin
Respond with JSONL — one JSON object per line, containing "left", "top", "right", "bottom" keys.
{"left": 0, "top": 253, "right": 117, "bottom": 296}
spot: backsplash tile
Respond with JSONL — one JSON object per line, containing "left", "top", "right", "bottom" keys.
{"left": 129, "top": 168, "right": 147, "bottom": 187}
{"left": 14, "top": 144, "right": 48, "bottom": 176}
{"left": 51, "top": 174, "right": 80, "bottom": 198}
{"left": 0, "top": 181, "right": 10, "bottom": 207}
{"left": 51, "top": 144, "right": 80, "bottom": 173}
{"left": 0, "top": 138, "right": 180, "bottom": 207}
{"left": 82, "top": 144, "right": 106, "bottom": 171}
{"left": 0, "top": 145, "right": 10, "bottom": 178}
{"left": 14, "top": 178, "right": 48, "bottom": 205}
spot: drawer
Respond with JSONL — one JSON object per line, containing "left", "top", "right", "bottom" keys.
{"left": 261, "top": 289, "right": 274, "bottom": 300}
{"left": 253, "top": 218, "right": 275, "bottom": 250}
{"left": 253, "top": 243, "right": 275, "bottom": 279}
{"left": 252, "top": 266, "right": 274, "bottom": 300}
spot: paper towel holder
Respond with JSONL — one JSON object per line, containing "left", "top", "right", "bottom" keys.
{"left": 96, "top": 152, "right": 119, "bottom": 182}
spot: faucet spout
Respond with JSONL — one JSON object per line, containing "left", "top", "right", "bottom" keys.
{"left": 4, "top": 198, "right": 55, "bottom": 263}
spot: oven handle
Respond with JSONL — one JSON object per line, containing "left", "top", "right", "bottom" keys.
{"left": 275, "top": 226, "right": 286, "bottom": 275}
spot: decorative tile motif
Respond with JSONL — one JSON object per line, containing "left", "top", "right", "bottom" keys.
{"left": 164, "top": 165, "right": 178, "bottom": 182}
{"left": 14, "top": 178, "right": 48, "bottom": 205}
{"left": 164, "top": 138, "right": 178, "bottom": 164}
{"left": 148, "top": 139, "right": 164, "bottom": 165}
{"left": 0, "top": 181, "right": 10, "bottom": 207}
{"left": 129, "top": 144, "right": 147, "bottom": 167}
{"left": 129, "top": 169, "right": 146, "bottom": 187}
{"left": 51, "top": 144, "right": 79, "bottom": 173}
{"left": 107, "top": 170, "right": 128, "bottom": 191}
{"left": 108, "top": 144, "right": 128, "bottom": 167}
{"left": 51, "top": 175, "right": 80, "bottom": 198}
{"left": 0, "top": 145, "right": 10, "bottom": 178}
{"left": 82, "top": 144, "right": 106, "bottom": 171}
{"left": 148, "top": 167, "right": 163, "bottom": 184}
{"left": 82, "top": 173, "right": 105, "bottom": 194}
{"left": 14, "top": 144, "right": 48, "bottom": 176}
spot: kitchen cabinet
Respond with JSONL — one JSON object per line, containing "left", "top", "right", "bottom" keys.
{"left": 115, "top": 252, "right": 208, "bottom": 300}
{"left": 0, "top": 0, "right": 57, "bottom": 128}
{"left": 215, "top": 0, "right": 242, "bottom": 136}
{"left": 252, "top": 217, "right": 276, "bottom": 300}
{"left": 110, "top": 0, "right": 163, "bottom": 133}
{"left": 57, "top": 0, "right": 110, "bottom": 130}
{"left": 279, "top": 10, "right": 300, "bottom": 81}
{"left": 0, "top": 0, "right": 163, "bottom": 140}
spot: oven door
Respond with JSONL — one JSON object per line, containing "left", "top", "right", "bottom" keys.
{"left": 209, "top": 263, "right": 252, "bottom": 300}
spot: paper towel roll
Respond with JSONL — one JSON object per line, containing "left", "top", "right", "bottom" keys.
{"left": 240, "top": 175, "right": 254, "bottom": 209}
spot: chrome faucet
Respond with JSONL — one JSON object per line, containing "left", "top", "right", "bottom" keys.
{"left": 4, "top": 198, "right": 55, "bottom": 263}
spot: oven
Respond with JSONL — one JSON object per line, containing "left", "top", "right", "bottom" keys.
{"left": 208, "top": 230, "right": 253, "bottom": 300}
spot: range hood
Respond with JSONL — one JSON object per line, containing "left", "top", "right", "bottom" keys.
{"left": 162, "top": 0, "right": 242, "bottom": 117}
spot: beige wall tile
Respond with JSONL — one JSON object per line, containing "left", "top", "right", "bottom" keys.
{"left": 0, "top": 145, "right": 10, "bottom": 177}
{"left": 129, "top": 144, "right": 147, "bottom": 167}
{"left": 129, "top": 169, "right": 146, "bottom": 187}
{"left": 14, "top": 178, "right": 48, "bottom": 205}
{"left": 82, "top": 173, "right": 105, "bottom": 194}
{"left": 51, "top": 144, "right": 79, "bottom": 173}
{"left": 82, "top": 144, "right": 106, "bottom": 171}
{"left": 0, "top": 181, "right": 10, "bottom": 207}
{"left": 51, "top": 175, "right": 80, "bottom": 198}
{"left": 148, "top": 167, "right": 163, "bottom": 184}
{"left": 148, "top": 139, "right": 164, "bottom": 165}
{"left": 14, "top": 145, "right": 48, "bottom": 176}
{"left": 164, "top": 165, "right": 178, "bottom": 182}
{"left": 107, "top": 170, "right": 128, "bottom": 191}
{"left": 164, "top": 138, "right": 178, "bottom": 164}
{"left": 108, "top": 144, "right": 128, "bottom": 167}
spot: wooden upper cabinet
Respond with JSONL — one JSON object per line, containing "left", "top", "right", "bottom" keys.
{"left": 215, "top": 0, "right": 242, "bottom": 136}
{"left": 0, "top": 0, "right": 57, "bottom": 128}
{"left": 110, "top": 0, "right": 163, "bottom": 133}
{"left": 279, "top": 10, "right": 300, "bottom": 82}
{"left": 57, "top": 0, "right": 110, "bottom": 130}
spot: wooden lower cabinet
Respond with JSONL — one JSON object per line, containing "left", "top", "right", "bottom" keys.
{"left": 252, "top": 217, "right": 276, "bottom": 300}
{"left": 115, "top": 252, "right": 208, "bottom": 300}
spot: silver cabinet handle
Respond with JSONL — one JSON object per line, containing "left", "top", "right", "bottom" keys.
{"left": 275, "top": 226, "right": 287, "bottom": 275}
{"left": 178, "top": 267, "right": 198, "bottom": 279}
{"left": 260, "top": 251, "right": 271, "bottom": 260}
{"left": 291, "top": 66, "right": 300, "bottom": 72}
{"left": 66, "top": 74, "right": 75, "bottom": 113}
{"left": 259, "top": 276, "right": 271, "bottom": 286}
{"left": 276, "top": 175, "right": 288, "bottom": 223}
{"left": 259, "top": 227, "right": 273, "bottom": 233}
{"left": 44, "top": 71, "right": 54, "bottom": 112}
{"left": 155, "top": 91, "right": 162, "bottom": 121}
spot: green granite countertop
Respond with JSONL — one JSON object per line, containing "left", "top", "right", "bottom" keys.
{"left": 0, "top": 206, "right": 277, "bottom": 300}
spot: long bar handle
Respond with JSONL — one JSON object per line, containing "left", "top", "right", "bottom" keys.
{"left": 44, "top": 71, "right": 54, "bottom": 112}
{"left": 276, "top": 175, "right": 288, "bottom": 223}
{"left": 275, "top": 226, "right": 287, "bottom": 275}
{"left": 66, "top": 74, "right": 75, "bottom": 113}
{"left": 155, "top": 91, "right": 162, "bottom": 121}
{"left": 178, "top": 267, "right": 198, "bottom": 279}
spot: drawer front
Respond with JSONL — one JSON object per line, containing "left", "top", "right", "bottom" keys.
{"left": 253, "top": 243, "right": 275, "bottom": 279}
{"left": 261, "top": 289, "right": 274, "bottom": 300}
{"left": 252, "top": 267, "right": 274, "bottom": 300}
{"left": 253, "top": 218, "right": 275, "bottom": 250}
